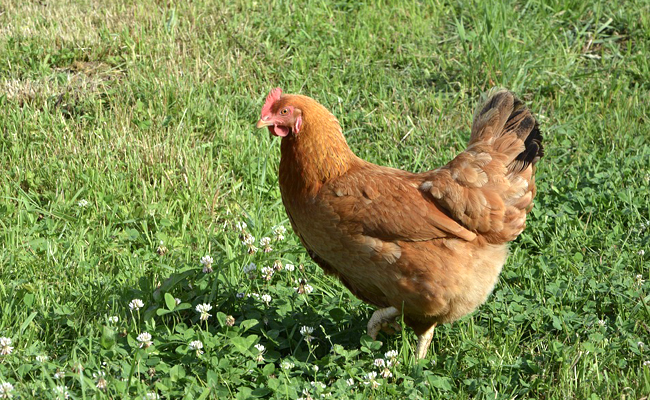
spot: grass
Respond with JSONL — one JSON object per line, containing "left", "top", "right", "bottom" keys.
{"left": 0, "top": 0, "right": 648, "bottom": 398}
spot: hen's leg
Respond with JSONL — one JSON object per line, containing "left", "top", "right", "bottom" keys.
{"left": 367, "top": 307, "right": 401, "bottom": 340}
{"left": 415, "top": 323, "right": 436, "bottom": 359}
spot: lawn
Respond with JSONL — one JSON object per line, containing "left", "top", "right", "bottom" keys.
{"left": 0, "top": 0, "right": 648, "bottom": 398}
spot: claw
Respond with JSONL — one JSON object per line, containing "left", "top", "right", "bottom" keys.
{"left": 381, "top": 320, "right": 402, "bottom": 335}
{"left": 367, "top": 307, "right": 401, "bottom": 340}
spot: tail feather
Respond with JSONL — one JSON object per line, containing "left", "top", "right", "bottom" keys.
{"left": 422, "top": 89, "right": 543, "bottom": 243}
{"left": 470, "top": 89, "right": 544, "bottom": 173}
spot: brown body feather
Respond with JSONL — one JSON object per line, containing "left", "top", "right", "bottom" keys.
{"left": 267, "top": 90, "right": 543, "bottom": 339}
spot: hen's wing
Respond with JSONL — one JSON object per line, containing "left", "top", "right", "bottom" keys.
{"left": 320, "top": 166, "right": 477, "bottom": 243}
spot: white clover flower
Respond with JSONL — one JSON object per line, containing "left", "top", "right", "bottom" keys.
{"left": 312, "top": 365, "right": 319, "bottom": 372}
{"left": 242, "top": 234, "right": 255, "bottom": 245}
{"left": 261, "top": 294, "right": 272, "bottom": 304}
{"left": 156, "top": 241, "right": 168, "bottom": 255}
{"left": 107, "top": 315, "right": 119, "bottom": 324}
{"left": 200, "top": 255, "right": 213, "bottom": 266}
{"left": 78, "top": 199, "right": 89, "bottom": 207}
{"left": 639, "top": 250, "right": 645, "bottom": 256}
{"left": 598, "top": 319, "right": 606, "bottom": 327}
{"left": 225, "top": 315, "right": 236, "bottom": 326}
{"left": 200, "top": 255, "right": 214, "bottom": 273}
{"left": 0, "top": 382, "right": 14, "bottom": 398}
{"left": 380, "top": 368, "right": 393, "bottom": 379}
{"left": 137, "top": 332, "right": 153, "bottom": 348}
{"left": 300, "top": 326, "right": 315, "bottom": 342}
{"left": 195, "top": 303, "right": 212, "bottom": 312}
{"left": 254, "top": 343, "right": 266, "bottom": 362}
{"left": 374, "top": 358, "right": 385, "bottom": 368}
{"left": 96, "top": 378, "right": 107, "bottom": 390}
{"left": 54, "top": 371, "right": 65, "bottom": 379}
{"left": 94, "top": 371, "right": 107, "bottom": 390}
{"left": 129, "top": 299, "right": 144, "bottom": 311}
{"left": 54, "top": 385, "right": 69, "bottom": 399}
{"left": 285, "top": 263, "right": 295, "bottom": 272}
{"left": 260, "top": 237, "right": 272, "bottom": 252}
{"left": 261, "top": 266, "right": 274, "bottom": 281}
{"left": 195, "top": 303, "right": 213, "bottom": 321}
{"left": 295, "top": 279, "right": 313, "bottom": 295}
{"left": 273, "top": 225, "right": 287, "bottom": 241}
{"left": 241, "top": 233, "right": 259, "bottom": 253}
{"left": 36, "top": 354, "right": 49, "bottom": 363}
{"left": 644, "top": 360, "right": 650, "bottom": 366}
{"left": 273, "top": 260, "right": 283, "bottom": 271}
{"left": 281, "top": 360, "right": 295, "bottom": 370}
{"left": 0, "top": 337, "right": 13, "bottom": 356}
{"left": 385, "top": 350, "right": 398, "bottom": 359}
{"left": 363, "top": 371, "right": 380, "bottom": 389}
{"left": 261, "top": 266, "right": 273, "bottom": 274}
{"left": 637, "top": 341, "right": 645, "bottom": 349}
{"left": 189, "top": 340, "right": 204, "bottom": 355}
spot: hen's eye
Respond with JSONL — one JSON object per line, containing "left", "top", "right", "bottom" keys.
{"left": 280, "top": 108, "right": 289, "bottom": 115}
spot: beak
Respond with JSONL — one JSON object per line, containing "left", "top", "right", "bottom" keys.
{"left": 256, "top": 118, "right": 273, "bottom": 129}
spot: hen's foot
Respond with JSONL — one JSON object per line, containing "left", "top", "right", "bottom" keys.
{"left": 416, "top": 323, "right": 437, "bottom": 359}
{"left": 367, "top": 307, "right": 401, "bottom": 340}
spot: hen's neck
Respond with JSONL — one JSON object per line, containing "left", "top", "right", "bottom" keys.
{"left": 279, "top": 107, "right": 358, "bottom": 197}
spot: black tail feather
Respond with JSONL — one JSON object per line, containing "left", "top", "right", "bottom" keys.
{"left": 515, "top": 121, "right": 543, "bottom": 167}
{"left": 472, "top": 89, "right": 544, "bottom": 173}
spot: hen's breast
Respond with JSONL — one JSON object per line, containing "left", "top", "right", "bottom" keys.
{"left": 280, "top": 190, "right": 395, "bottom": 306}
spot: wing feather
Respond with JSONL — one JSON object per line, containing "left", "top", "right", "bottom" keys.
{"left": 320, "top": 166, "right": 477, "bottom": 243}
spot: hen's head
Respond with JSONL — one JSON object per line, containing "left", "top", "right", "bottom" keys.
{"left": 256, "top": 88, "right": 303, "bottom": 137}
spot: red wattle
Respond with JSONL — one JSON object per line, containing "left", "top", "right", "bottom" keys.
{"left": 272, "top": 125, "right": 290, "bottom": 137}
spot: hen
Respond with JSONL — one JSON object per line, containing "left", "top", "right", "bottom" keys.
{"left": 256, "top": 88, "right": 543, "bottom": 359}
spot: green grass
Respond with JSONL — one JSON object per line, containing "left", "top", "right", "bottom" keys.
{"left": 1, "top": 0, "right": 649, "bottom": 398}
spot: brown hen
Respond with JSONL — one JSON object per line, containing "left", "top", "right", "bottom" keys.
{"left": 256, "top": 88, "right": 543, "bottom": 359}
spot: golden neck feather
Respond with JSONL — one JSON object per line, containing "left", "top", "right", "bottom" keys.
{"left": 278, "top": 95, "right": 358, "bottom": 196}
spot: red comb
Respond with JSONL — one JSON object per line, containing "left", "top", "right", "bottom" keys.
{"left": 261, "top": 87, "right": 282, "bottom": 115}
